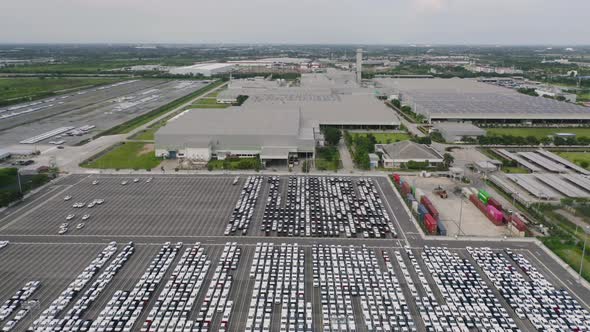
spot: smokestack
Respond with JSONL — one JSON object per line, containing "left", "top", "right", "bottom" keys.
{"left": 356, "top": 48, "right": 363, "bottom": 84}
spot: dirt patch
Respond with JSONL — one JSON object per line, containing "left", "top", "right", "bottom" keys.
{"left": 138, "top": 143, "right": 154, "bottom": 156}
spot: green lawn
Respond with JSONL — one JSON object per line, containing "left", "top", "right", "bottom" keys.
{"left": 556, "top": 152, "right": 590, "bottom": 169}
{"left": 315, "top": 147, "right": 341, "bottom": 171}
{"left": 81, "top": 142, "right": 161, "bottom": 170}
{"left": 553, "top": 246, "right": 590, "bottom": 281}
{"left": 486, "top": 127, "right": 590, "bottom": 139}
{"left": 131, "top": 127, "right": 160, "bottom": 141}
{"left": 0, "top": 77, "right": 120, "bottom": 106}
{"left": 579, "top": 92, "right": 590, "bottom": 102}
{"left": 351, "top": 132, "right": 411, "bottom": 144}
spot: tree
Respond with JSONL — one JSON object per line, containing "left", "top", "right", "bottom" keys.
{"left": 392, "top": 99, "right": 401, "bottom": 108}
{"left": 323, "top": 127, "right": 342, "bottom": 146}
{"left": 580, "top": 160, "right": 589, "bottom": 169}
{"left": 443, "top": 153, "right": 454, "bottom": 168}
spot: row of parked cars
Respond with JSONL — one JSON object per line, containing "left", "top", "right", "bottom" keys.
{"left": 36, "top": 243, "right": 134, "bottom": 332}
{"left": 469, "top": 247, "right": 590, "bottom": 331}
{"left": 30, "top": 242, "right": 120, "bottom": 331}
{"left": 313, "top": 244, "right": 414, "bottom": 332}
{"left": 0, "top": 280, "right": 40, "bottom": 331}
{"left": 192, "top": 243, "right": 240, "bottom": 332}
{"left": 89, "top": 242, "right": 181, "bottom": 332}
{"left": 261, "top": 177, "right": 395, "bottom": 238}
{"left": 226, "top": 176, "right": 263, "bottom": 235}
{"left": 142, "top": 243, "right": 211, "bottom": 332}
{"left": 421, "top": 246, "right": 519, "bottom": 331}
{"left": 245, "top": 243, "right": 310, "bottom": 332}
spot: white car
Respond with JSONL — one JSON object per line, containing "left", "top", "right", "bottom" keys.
{"left": 87, "top": 202, "right": 95, "bottom": 208}
{"left": 58, "top": 228, "right": 68, "bottom": 235}
{"left": 146, "top": 177, "right": 153, "bottom": 183}
{"left": 92, "top": 180, "right": 99, "bottom": 185}
{"left": 95, "top": 199, "right": 104, "bottom": 205}
{"left": 76, "top": 223, "right": 85, "bottom": 229}
{"left": 82, "top": 214, "right": 90, "bottom": 221}
{"left": 66, "top": 214, "right": 75, "bottom": 220}
{"left": 133, "top": 178, "right": 139, "bottom": 183}
{"left": 121, "top": 181, "right": 128, "bottom": 185}
{"left": 64, "top": 195, "right": 72, "bottom": 201}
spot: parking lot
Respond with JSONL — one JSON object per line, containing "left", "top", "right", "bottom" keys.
{"left": 0, "top": 175, "right": 242, "bottom": 237}
{"left": 1, "top": 174, "right": 590, "bottom": 331}
{"left": 0, "top": 80, "right": 209, "bottom": 146}
{"left": 2, "top": 240, "right": 588, "bottom": 331}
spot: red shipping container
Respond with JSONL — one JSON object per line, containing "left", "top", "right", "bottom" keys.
{"left": 487, "top": 198, "right": 502, "bottom": 211}
{"left": 425, "top": 214, "right": 438, "bottom": 234}
{"left": 420, "top": 196, "right": 439, "bottom": 219}
{"left": 510, "top": 214, "right": 527, "bottom": 232}
{"left": 393, "top": 174, "right": 401, "bottom": 183}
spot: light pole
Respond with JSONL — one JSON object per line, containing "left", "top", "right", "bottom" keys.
{"left": 580, "top": 226, "right": 589, "bottom": 283}
{"left": 458, "top": 197, "right": 464, "bottom": 237}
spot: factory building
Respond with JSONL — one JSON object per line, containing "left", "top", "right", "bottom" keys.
{"left": 155, "top": 108, "right": 316, "bottom": 163}
{"left": 168, "top": 63, "right": 234, "bottom": 77}
{"left": 432, "top": 122, "right": 486, "bottom": 143}
{"left": 375, "top": 78, "right": 590, "bottom": 124}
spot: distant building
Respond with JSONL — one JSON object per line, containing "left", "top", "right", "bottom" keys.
{"left": 375, "top": 141, "right": 443, "bottom": 168}
{"left": 432, "top": 123, "right": 486, "bottom": 143}
{"left": 168, "top": 63, "right": 234, "bottom": 77}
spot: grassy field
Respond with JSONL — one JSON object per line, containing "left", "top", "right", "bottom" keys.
{"left": 315, "top": 147, "right": 341, "bottom": 171}
{"left": 552, "top": 245, "right": 590, "bottom": 281}
{"left": 131, "top": 127, "right": 160, "bottom": 141}
{"left": 81, "top": 142, "right": 161, "bottom": 170}
{"left": 486, "top": 127, "right": 590, "bottom": 139}
{"left": 578, "top": 92, "right": 590, "bottom": 102}
{"left": 556, "top": 152, "right": 590, "bottom": 169}
{"left": 96, "top": 80, "right": 223, "bottom": 137}
{"left": 0, "top": 77, "right": 120, "bottom": 106}
{"left": 351, "top": 132, "right": 411, "bottom": 144}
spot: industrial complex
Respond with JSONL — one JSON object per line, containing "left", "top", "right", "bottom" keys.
{"left": 155, "top": 69, "right": 400, "bottom": 163}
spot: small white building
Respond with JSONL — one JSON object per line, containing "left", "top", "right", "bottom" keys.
{"left": 376, "top": 141, "right": 444, "bottom": 168}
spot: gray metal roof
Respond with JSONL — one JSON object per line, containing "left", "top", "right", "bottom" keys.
{"left": 377, "top": 141, "right": 443, "bottom": 161}
{"left": 376, "top": 78, "right": 590, "bottom": 120}
{"left": 433, "top": 122, "right": 486, "bottom": 135}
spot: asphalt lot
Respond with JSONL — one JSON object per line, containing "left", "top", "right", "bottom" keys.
{"left": 0, "top": 79, "right": 208, "bottom": 146}
{"left": 0, "top": 173, "right": 589, "bottom": 331}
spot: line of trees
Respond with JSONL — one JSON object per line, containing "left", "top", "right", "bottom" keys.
{"left": 478, "top": 134, "right": 590, "bottom": 146}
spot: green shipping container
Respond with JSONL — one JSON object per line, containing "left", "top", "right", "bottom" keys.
{"left": 411, "top": 186, "right": 416, "bottom": 196}
{"left": 478, "top": 190, "right": 490, "bottom": 199}
{"left": 478, "top": 192, "right": 489, "bottom": 204}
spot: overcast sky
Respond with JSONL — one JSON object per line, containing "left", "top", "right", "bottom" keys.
{"left": 1, "top": 0, "right": 588, "bottom": 45}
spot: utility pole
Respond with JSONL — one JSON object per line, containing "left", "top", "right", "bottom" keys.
{"left": 458, "top": 197, "right": 464, "bottom": 237}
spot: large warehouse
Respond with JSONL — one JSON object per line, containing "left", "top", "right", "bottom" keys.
{"left": 155, "top": 108, "right": 315, "bottom": 162}
{"left": 375, "top": 78, "right": 590, "bottom": 124}
{"left": 156, "top": 70, "right": 399, "bottom": 163}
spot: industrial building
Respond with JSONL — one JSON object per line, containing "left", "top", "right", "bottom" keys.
{"left": 156, "top": 69, "right": 400, "bottom": 163}
{"left": 432, "top": 122, "right": 486, "bottom": 143}
{"left": 168, "top": 63, "right": 234, "bottom": 77}
{"left": 375, "top": 78, "right": 590, "bottom": 124}
{"left": 375, "top": 141, "right": 444, "bottom": 168}
{"left": 155, "top": 108, "right": 315, "bottom": 163}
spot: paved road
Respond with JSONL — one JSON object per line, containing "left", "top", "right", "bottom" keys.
{"left": 337, "top": 140, "right": 354, "bottom": 170}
